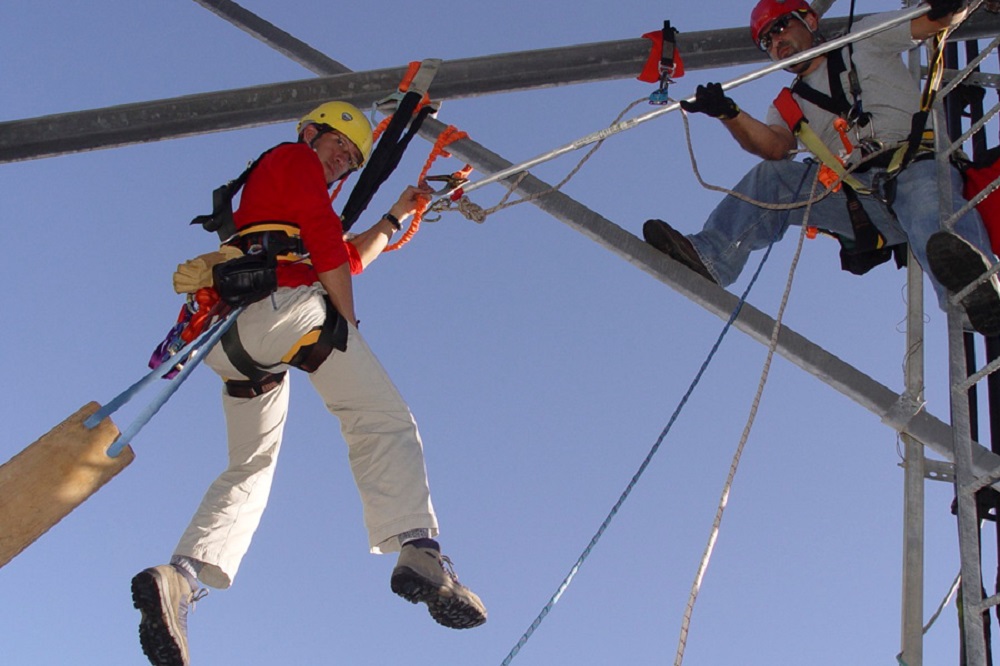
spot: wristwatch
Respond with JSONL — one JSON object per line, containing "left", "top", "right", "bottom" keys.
{"left": 382, "top": 212, "right": 401, "bottom": 231}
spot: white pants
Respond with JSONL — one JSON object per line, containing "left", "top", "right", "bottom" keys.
{"left": 173, "top": 285, "right": 438, "bottom": 589}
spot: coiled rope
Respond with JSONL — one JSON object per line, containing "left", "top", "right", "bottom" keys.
{"left": 384, "top": 124, "right": 468, "bottom": 252}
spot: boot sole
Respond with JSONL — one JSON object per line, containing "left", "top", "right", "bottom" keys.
{"left": 391, "top": 566, "right": 487, "bottom": 629}
{"left": 642, "top": 219, "right": 718, "bottom": 284}
{"left": 131, "top": 571, "right": 186, "bottom": 666}
{"left": 927, "top": 232, "right": 1000, "bottom": 337}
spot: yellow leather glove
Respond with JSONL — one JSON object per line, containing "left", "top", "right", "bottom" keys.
{"left": 172, "top": 245, "right": 244, "bottom": 294}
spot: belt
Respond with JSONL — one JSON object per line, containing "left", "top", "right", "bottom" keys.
{"left": 227, "top": 225, "right": 306, "bottom": 258}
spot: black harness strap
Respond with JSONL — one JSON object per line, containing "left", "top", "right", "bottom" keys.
{"left": 339, "top": 91, "right": 435, "bottom": 232}
{"left": 221, "top": 319, "right": 275, "bottom": 384}
{"left": 791, "top": 48, "right": 853, "bottom": 118}
{"left": 219, "top": 295, "right": 347, "bottom": 397}
{"left": 286, "top": 297, "right": 349, "bottom": 373}
{"left": 191, "top": 143, "right": 294, "bottom": 241}
{"left": 224, "top": 373, "right": 286, "bottom": 399}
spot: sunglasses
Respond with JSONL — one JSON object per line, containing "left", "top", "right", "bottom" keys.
{"left": 757, "top": 14, "right": 797, "bottom": 52}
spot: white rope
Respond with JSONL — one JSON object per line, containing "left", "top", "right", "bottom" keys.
{"left": 440, "top": 4, "right": 929, "bottom": 204}
{"left": 430, "top": 99, "right": 647, "bottom": 223}
{"left": 673, "top": 171, "right": 819, "bottom": 666}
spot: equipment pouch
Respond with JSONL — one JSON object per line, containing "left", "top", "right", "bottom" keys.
{"left": 212, "top": 252, "right": 278, "bottom": 307}
{"left": 837, "top": 186, "right": 906, "bottom": 275}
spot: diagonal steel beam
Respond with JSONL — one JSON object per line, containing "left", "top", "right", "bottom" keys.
{"left": 191, "top": 0, "right": 351, "bottom": 75}
{"left": 194, "top": 0, "right": 1000, "bottom": 474}
{"left": 440, "top": 131, "right": 1000, "bottom": 477}
{"left": 3, "top": 9, "right": 997, "bottom": 164}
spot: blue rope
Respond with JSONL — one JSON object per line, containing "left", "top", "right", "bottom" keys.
{"left": 499, "top": 243, "right": 779, "bottom": 665}
{"left": 85, "top": 306, "right": 244, "bottom": 458}
{"left": 500, "top": 163, "right": 814, "bottom": 664}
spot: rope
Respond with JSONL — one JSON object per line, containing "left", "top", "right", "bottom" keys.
{"left": 679, "top": 102, "right": 840, "bottom": 211}
{"left": 499, "top": 217, "right": 788, "bottom": 665}
{"left": 673, "top": 172, "right": 818, "bottom": 666}
{"left": 433, "top": 90, "right": 870, "bottom": 225}
{"left": 85, "top": 306, "right": 244, "bottom": 457}
{"left": 431, "top": 99, "right": 647, "bottom": 225}
{"left": 383, "top": 124, "right": 468, "bottom": 252}
{"left": 442, "top": 5, "right": 928, "bottom": 209}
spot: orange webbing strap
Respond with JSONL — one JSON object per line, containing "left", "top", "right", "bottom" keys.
{"left": 384, "top": 125, "right": 470, "bottom": 252}
{"left": 398, "top": 61, "right": 421, "bottom": 93}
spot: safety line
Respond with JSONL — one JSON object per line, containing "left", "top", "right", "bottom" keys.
{"left": 674, "top": 173, "right": 817, "bottom": 666}
{"left": 85, "top": 306, "right": 244, "bottom": 457}
{"left": 449, "top": 4, "right": 928, "bottom": 205}
{"left": 430, "top": 99, "right": 648, "bottom": 223}
{"left": 500, "top": 231, "right": 782, "bottom": 665}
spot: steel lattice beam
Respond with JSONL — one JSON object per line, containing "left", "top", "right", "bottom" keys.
{"left": 2, "top": 10, "right": 997, "bottom": 163}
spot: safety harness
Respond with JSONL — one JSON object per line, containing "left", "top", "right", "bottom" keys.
{"left": 771, "top": 5, "right": 959, "bottom": 276}
{"left": 773, "top": 44, "right": 919, "bottom": 276}
{"left": 183, "top": 62, "right": 441, "bottom": 397}
{"left": 773, "top": 82, "right": 908, "bottom": 275}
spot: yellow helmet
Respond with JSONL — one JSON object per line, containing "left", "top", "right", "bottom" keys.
{"left": 297, "top": 101, "right": 373, "bottom": 166}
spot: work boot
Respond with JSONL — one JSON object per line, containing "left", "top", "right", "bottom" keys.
{"left": 131, "top": 564, "right": 206, "bottom": 666}
{"left": 391, "top": 541, "right": 487, "bottom": 629}
{"left": 926, "top": 231, "right": 1000, "bottom": 337}
{"left": 642, "top": 219, "right": 719, "bottom": 284}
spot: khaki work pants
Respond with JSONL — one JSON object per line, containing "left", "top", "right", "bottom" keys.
{"left": 173, "top": 285, "right": 438, "bottom": 589}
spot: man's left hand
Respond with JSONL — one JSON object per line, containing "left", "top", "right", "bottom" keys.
{"left": 680, "top": 83, "right": 741, "bottom": 120}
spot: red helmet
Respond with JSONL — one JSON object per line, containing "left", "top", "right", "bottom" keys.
{"left": 750, "top": 0, "right": 812, "bottom": 47}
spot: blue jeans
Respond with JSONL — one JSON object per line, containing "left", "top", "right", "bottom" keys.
{"left": 689, "top": 158, "right": 991, "bottom": 309}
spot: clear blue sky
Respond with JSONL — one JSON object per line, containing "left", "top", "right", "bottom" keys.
{"left": 2, "top": 1, "right": 997, "bottom": 664}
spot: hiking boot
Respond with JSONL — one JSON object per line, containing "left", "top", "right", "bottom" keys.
{"left": 926, "top": 231, "right": 1000, "bottom": 337}
{"left": 642, "top": 219, "right": 719, "bottom": 284}
{"left": 391, "top": 542, "right": 487, "bottom": 629}
{"left": 131, "top": 565, "right": 206, "bottom": 666}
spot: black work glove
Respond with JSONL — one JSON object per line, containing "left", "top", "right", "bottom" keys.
{"left": 926, "top": 0, "right": 965, "bottom": 20}
{"left": 679, "top": 83, "right": 740, "bottom": 120}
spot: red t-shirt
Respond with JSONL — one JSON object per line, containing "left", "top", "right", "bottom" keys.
{"left": 233, "top": 143, "right": 362, "bottom": 287}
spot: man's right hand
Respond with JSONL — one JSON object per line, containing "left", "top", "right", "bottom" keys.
{"left": 680, "top": 83, "right": 741, "bottom": 120}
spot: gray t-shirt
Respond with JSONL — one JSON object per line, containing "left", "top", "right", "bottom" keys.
{"left": 765, "top": 11, "right": 923, "bottom": 157}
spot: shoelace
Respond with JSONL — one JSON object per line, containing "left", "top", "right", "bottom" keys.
{"left": 438, "top": 555, "right": 461, "bottom": 585}
{"left": 177, "top": 588, "right": 209, "bottom": 634}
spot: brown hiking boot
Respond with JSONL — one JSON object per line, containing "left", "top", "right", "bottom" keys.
{"left": 926, "top": 231, "right": 1000, "bottom": 337}
{"left": 391, "top": 543, "right": 487, "bottom": 629}
{"left": 643, "top": 219, "right": 719, "bottom": 284}
{"left": 131, "top": 565, "right": 207, "bottom": 666}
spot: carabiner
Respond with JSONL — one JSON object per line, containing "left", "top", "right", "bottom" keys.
{"left": 426, "top": 172, "right": 470, "bottom": 196}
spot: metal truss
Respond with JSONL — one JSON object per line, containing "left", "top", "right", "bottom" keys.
{"left": 6, "top": 2, "right": 1000, "bottom": 663}
{"left": 0, "top": 8, "right": 997, "bottom": 163}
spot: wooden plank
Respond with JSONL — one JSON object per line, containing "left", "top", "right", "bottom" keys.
{"left": 0, "top": 402, "right": 134, "bottom": 568}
